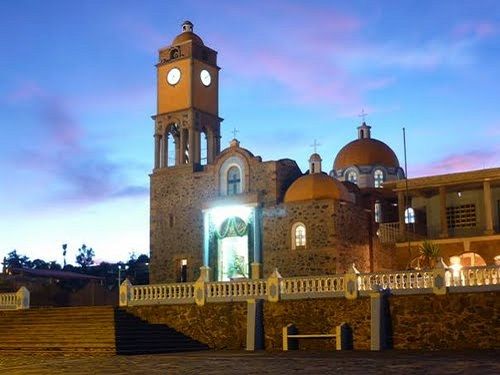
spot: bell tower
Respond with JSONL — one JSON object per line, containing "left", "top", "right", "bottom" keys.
{"left": 153, "top": 21, "right": 221, "bottom": 169}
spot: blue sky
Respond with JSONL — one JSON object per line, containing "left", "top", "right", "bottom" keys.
{"left": 0, "top": 0, "right": 499, "bottom": 264}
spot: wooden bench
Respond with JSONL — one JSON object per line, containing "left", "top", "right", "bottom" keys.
{"left": 282, "top": 323, "right": 352, "bottom": 351}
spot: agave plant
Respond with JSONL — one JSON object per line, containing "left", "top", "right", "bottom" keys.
{"left": 419, "top": 241, "right": 441, "bottom": 269}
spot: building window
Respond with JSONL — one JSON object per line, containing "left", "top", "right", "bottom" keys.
{"left": 374, "top": 202, "right": 382, "bottom": 223}
{"left": 227, "top": 166, "right": 241, "bottom": 196}
{"left": 404, "top": 207, "right": 415, "bottom": 224}
{"left": 374, "top": 169, "right": 384, "bottom": 188}
{"left": 347, "top": 171, "right": 358, "bottom": 185}
{"left": 291, "top": 222, "right": 306, "bottom": 249}
{"left": 446, "top": 204, "right": 476, "bottom": 228}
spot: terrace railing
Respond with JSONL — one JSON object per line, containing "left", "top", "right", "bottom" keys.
{"left": 119, "top": 263, "right": 500, "bottom": 307}
{"left": 0, "top": 287, "right": 30, "bottom": 311}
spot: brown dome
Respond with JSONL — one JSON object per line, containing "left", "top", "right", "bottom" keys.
{"left": 334, "top": 138, "right": 399, "bottom": 171}
{"left": 172, "top": 31, "right": 204, "bottom": 45}
{"left": 284, "top": 173, "right": 353, "bottom": 203}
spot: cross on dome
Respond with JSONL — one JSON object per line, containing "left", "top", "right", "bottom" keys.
{"left": 231, "top": 127, "right": 239, "bottom": 139}
{"left": 358, "top": 108, "right": 368, "bottom": 123}
{"left": 310, "top": 139, "right": 321, "bottom": 153}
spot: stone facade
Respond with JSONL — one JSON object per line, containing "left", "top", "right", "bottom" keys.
{"left": 262, "top": 200, "right": 371, "bottom": 276}
{"left": 389, "top": 292, "right": 500, "bottom": 350}
{"left": 127, "top": 303, "right": 247, "bottom": 350}
{"left": 126, "top": 291, "right": 499, "bottom": 351}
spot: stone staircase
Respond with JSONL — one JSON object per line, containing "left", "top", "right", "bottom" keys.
{"left": 0, "top": 306, "right": 208, "bottom": 355}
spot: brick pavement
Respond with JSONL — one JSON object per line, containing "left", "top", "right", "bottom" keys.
{"left": 0, "top": 350, "right": 499, "bottom": 374}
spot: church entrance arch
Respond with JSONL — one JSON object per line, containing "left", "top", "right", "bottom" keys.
{"left": 215, "top": 216, "right": 249, "bottom": 281}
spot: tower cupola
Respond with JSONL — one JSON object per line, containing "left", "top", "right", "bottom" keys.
{"left": 309, "top": 153, "right": 322, "bottom": 174}
{"left": 357, "top": 122, "right": 372, "bottom": 139}
{"left": 182, "top": 20, "right": 193, "bottom": 33}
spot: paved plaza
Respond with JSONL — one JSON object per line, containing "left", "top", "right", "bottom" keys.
{"left": 0, "top": 350, "right": 499, "bottom": 374}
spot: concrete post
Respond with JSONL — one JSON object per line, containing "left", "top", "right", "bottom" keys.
{"left": 194, "top": 267, "right": 210, "bottom": 307}
{"left": 267, "top": 268, "right": 282, "bottom": 302}
{"left": 16, "top": 287, "right": 30, "bottom": 310}
{"left": 119, "top": 279, "right": 132, "bottom": 307}
{"left": 432, "top": 257, "right": 448, "bottom": 295}
{"left": 344, "top": 263, "right": 359, "bottom": 300}
{"left": 439, "top": 186, "right": 448, "bottom": 238}
{"left": 483, "top": 180, "right": 494, "bottom": 234}
{"left": 370, "top": 289, "right": 390, "bottom": 351}
{"left": 246, "top": 299, "right": 264, "bottom": 351}
{"left": 336, "top": 322, "right": 353, "bottom": 350}
{"left": 282, "top": 323, "right": 298, "bottom": 351}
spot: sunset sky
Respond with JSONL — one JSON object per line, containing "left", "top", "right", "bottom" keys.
{"left": 1, "top": 0, "right": 499, "bottom": 265}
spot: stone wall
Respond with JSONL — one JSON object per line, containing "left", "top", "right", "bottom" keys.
{"left": 389, "top": 292, "right": 500, "bottom": 349}
{"left": 127, "top": 302, "right": 247, "bottom": 349}
{"left": 126, "top": 292, "right": 499, "bottom": 351}
{"left": 262, "top": 200, "right": 371, "bottom": 276}
{"left": 263, "top": 298, "right": 371, "bottom": 350}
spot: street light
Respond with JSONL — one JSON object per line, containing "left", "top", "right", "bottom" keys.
{"left": 118, "top": 264, "right": 129, "bottom": 288}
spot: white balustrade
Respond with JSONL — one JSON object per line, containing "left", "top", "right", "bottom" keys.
{"left": 358, "top": 270, "right": 434, "bottom": 292}
{"left": 128, "top": 282, "right": 195, "bottom": 306}
{"left": 447, "top": 265, "right": 500, "bottom": 288}
{"left": 206, "top": 280, "right": 267, "bottom": 301}
{"left": 120, "top": 265, "right": 500, "bottom": 306}
{"left": 0, "top": 292, "right": 17, "bottom": 310}
{"left": 0, "top": 287, "right": 30, "bottom": 310}
{"left": 280, "top": 275, "right": 344, "bottom": 299}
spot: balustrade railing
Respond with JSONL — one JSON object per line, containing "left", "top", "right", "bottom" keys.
{"left": 206, "top": 279, "right": 267, "bottom": 302}
{"left": 128, "top": 282, "right": 195, "bottom": 306}
{"left": 120, "top": 264, "right": 500, "bottom": 307}
{"left": 0, "top": 287, "right": 30, "bottom": 310}
{"left": 358, "top": 269, "right": 434, "bottom": 292}
{"left": 446, "top": 265, "right": 500, "bottom": 288}
{"left": 280, "top": 275, "right": 344, "bottom": 299}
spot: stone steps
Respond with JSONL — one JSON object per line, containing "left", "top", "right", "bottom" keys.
{"left": 0, "top": 306, "right": 208, "bottom": 355}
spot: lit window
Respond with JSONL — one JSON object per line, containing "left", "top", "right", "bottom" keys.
{"left": 291, "top": 223, "right": 306, "bottom": 249}
{"left": 374, "top": 202, "right": 382, "bottom": 223}
{"left": 227, "top": 166, "right": 241, "bottom": 196}
{"left": 404, "top": 207, "right": 415, "bottom": 224}
{"left": 374, "top": 169, "right": 384, "bottom": 188}
{"left": 347, "top": 171, "right": 358, "bottom": 185}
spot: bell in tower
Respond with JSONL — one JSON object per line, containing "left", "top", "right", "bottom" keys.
{"left": 152, "top": 21, "right": 222, "bottom": 170}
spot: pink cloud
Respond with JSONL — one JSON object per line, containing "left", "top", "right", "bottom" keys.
{"left": 453, "top": 21, "right": 496, "bottom": 39}
{"left": 410, "top": 150, "right": 500, "bottom": 177}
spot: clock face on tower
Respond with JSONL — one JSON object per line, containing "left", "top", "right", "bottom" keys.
{"left": 167, "top": 68, "right": 181, "bottom": 85}
{"left": 200, "top": 69, "right": 211, "bottom": 86}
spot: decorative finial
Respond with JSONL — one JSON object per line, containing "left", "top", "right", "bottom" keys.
{"left": 231, "top": 127, "right": 239, "bottom": 140}
{"left": 310, "top": 139, "right": 321, "bottom": 154}
{"left": 182, "top": 20, "right": 193, "bottom": 33}
{"left": 358, "top": 108, "right": 368, "bottom": 123}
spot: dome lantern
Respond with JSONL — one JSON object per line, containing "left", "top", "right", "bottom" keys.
{"left": 309, "top": 153, "right": 322, "bottom": 174}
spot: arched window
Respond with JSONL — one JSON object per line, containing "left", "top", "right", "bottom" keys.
{"left": 404, "top": 207, "right": 415, "bottom": 224}
{"left": 374, "top": 169, "right": 384, "bottom": 188}
{"left": 227, "top": 166, "right": 241, "bottom": 196}
{"left": 291, "top": 222, "right": 306, "bottom": 249}
{"left": 347, "top": 171, "right": 358, "bottom": 185}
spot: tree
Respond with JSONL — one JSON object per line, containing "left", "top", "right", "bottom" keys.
{"left": 75, "top": 244, "right": 95, "bottom": 268}
{"left": 62, "top": 243, "right": 67, "bottom": 268}
{"left": 418, "top": 241, "right": 440, "bottom": 269}
{"left": 5, "top": 250, "right": 31, "bottom": 269}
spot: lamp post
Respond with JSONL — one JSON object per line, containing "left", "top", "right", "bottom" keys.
{"left": 118, "top": 264, "right": 128, "bottom": 288}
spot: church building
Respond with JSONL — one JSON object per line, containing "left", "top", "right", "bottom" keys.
{"left": 149, "top": 22, "right": 405, "bottom": 283}
{"left": 149, "top": 22, "right": 500, "bottom": 284}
